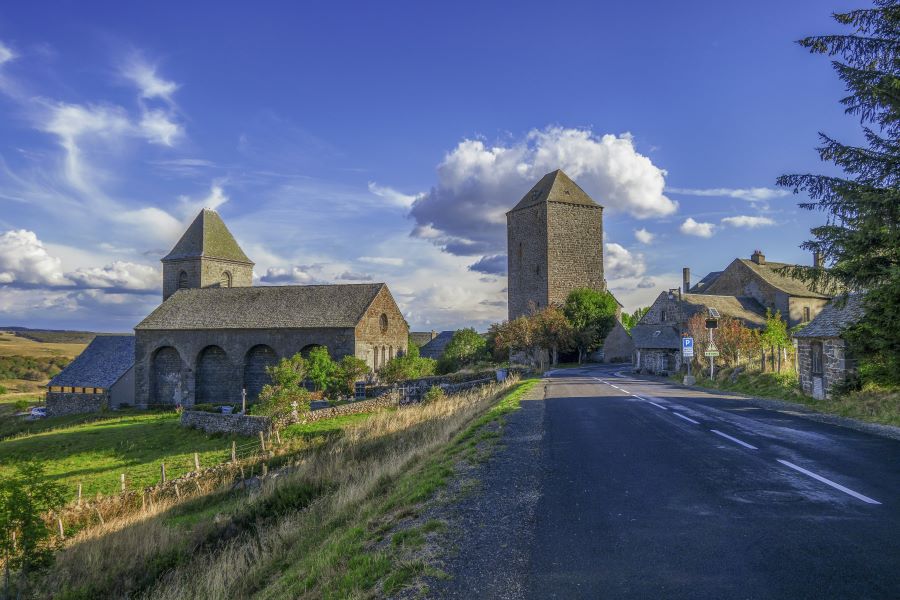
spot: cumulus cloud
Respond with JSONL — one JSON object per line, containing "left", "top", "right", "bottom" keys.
{"left": 721, "top": 215, "right": 776, "bottom": 228}
{"left": 122, "top": 57, "right": 178, "bottom": 103}
{"left": 67, "top": 261, "right": 160, "bottom": 292}
{"left": 468, "top": 254, "right": 507, "bottom": 275}
{"left": 358, "top": 256, "right": 404, "bottom": 267}
{"left": 0, "top": 229, "right": 69, "bottom": 286}
{"left": 604, "top": 242, "right": 646, "bottom": 279}
{"left": 634, "top": 228, "right": 655, "bottom": 244}
{"left": 668, "top": 187, "right": 789, "bottom": 202}
{"left": 679, "top": 217, "right": 715, "bottom": 238}
{"left": 337, "top": 271, "right": 373, "bottom": 281}
{"left": 406, "top": 126, "right": 676, "bottom": 264}
{"left": 259, "top": 266, "right": 328, "bottom": 284}
{"left": 367, "top": 182, "right": 418, "bottom": 209}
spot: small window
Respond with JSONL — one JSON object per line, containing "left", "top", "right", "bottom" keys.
{"left": 62, "top": 387, "right": 72, "bottom": 393}
{"left": 220, "top": 271, "right": 232, "bottom": 288}
{"left": 518, "top": 242, "right": 523, "bottom": 262}
{"left": 74, "top": 387, "right": 84, "bottom": 394}
{"left": 389, "top": 345, "right": 394, "bottom": 360}
{"left": 811, "top": 342, "right": 824, "bottom": 375}
{"left": 178, "top": 270, "right": 189, "bottom": 290}
{"left": 50, "top": 386, "right": 62, "bottom": 393}
{"left": 380, "top": 313, "right": 388, "bottom": 333}
{"left": 803, "top": 306, "right": 811, "bottom": 322}
{"left": 661, "top": 310, "right": 668, "bottom": 322}
{"left": 95, "top": 388, "right": 104, "bottom": 394}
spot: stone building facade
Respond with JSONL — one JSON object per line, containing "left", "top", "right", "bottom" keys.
{"left": 46, "top": 335, "right": 135, "bottom": 415}
{"left": 134, "top": 209, "right": 408, "bottom": 408}
{"left": 507, "top": 169, "right": 605, "bottom": 320}
{"left": 794, "top": 295, "right": 864, "bottom": 400}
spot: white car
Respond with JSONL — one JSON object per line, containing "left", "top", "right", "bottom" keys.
{"left": 29, "top": 407, "right": 47, "bottom": 419}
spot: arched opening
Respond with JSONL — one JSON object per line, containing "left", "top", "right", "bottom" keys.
{"left": 243, "top": 345, "right": 278, "bottom": 403}
{"left": 380, "top": 313, "right": 389, "bottom": 333}
{"left": 177, "top": 270, "right": 189, "bottom": 290}
{"left": 220, "top": 271, "right": 232, "bottom": 288}
{"left": 299, "top": 344, "right": 324, "bottom": 358}
{"left": 373, "top": 346, "right": 379, "bottom": 371}
{"left": 389, "top": 345, "right": 394, "bottom": 361}
{"left": 151, "top": 346, "right": 183, "bottom": 405}
{"left": 196, "top": 345, "right": 232, "bottom": 404}
{"left": 381, "top": 346, "right": 386, "bottom": 366}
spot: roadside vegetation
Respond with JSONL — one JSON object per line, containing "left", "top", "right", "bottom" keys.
{"left": 12, "top": 375, "right": 531, "bottom": 599}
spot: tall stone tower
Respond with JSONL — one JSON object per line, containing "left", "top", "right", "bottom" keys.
{"left": 161, "top": 209, "right": 255, "bottom": 300}
{"left": 506, "top": 169, "right": 605, "bottom": 320}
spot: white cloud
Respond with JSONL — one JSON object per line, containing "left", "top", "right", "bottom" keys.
{"left": 177, "top": 183, "right": 229, "bottom": 219}
{"left": 67, "top": 261, "right": 160, "bottom": 291}
{"left": 122, "top": 57, "right": 178, "bottom": 103}
{"left": 0, "top": 230, "right": 69, "bottom": 286}
{"left": 721, "top": 215, "right": 776, "bottom": 228}
{"left": 668, "top": 187, "right": 789, "bottom": 202}
{"left": 604, "top": 242, "right": 646, "bottom": 279}
{"left": 139, "top": 109, "right": 182, "bottom": 146}
{"left": 634, "top": 228, "right": 654, "bottom": 244}
{"left": 679, "top": 217, "right": 716, "bottom": 238}
{"left": 406, "top": 126, "right": 677, "bottom": 262}
{"left": 359, "top": 256, "right": 404, "bottom": 267}
{"left": 0, "top": 41, "right": 14, "bottom": 66}
{"left": 367, "top": 182, "right": 418, "bottom": 209}
{"left": 259, "top": 266, "right": 327, "bottom": 284}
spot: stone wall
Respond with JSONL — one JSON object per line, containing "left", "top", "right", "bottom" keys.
{"left": 180, "top": 410, "right": 272, "bottom": 436}
{"left": 703, "top": 259, "right": 791, "bottom": 322}
{"left": 797, "top": 337, "right": 851, "bottom": 400}
{"left": 641, "top": 291, "right": 684, "bottom": 326}
{"left": 635, "top": 349, "right": 681, "bottom": 375}
{"left": 507, "top": 203, "right": 548, "bottom": 319}
{"left": 602, "top": 321, "right": 634, "bottom": 363}
{"left": 162, "top": 257, "right": 253, "bottom": 301}
{"left": 46, "top": 392, "right": 108, "bottom": 417}
{"left": 546, "top": 202, "right": 604, "bottom": 307}
{"left": 789, "top": 296, "right": 830, "bottom": 329}
{"left": 135, "top": 327, "right": 358, "bottom": 407}
{"left": 354, "top": 285, "right": 410, "bottom": 371}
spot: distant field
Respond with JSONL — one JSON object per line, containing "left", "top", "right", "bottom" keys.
{"left": 0, "top": 330, "right": 87, "bottom": 396}
{"left": 0, "top": 330, "right": 88, "bottom": 358}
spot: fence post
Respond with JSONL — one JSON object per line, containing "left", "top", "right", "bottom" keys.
{"left": 141, "top": 492, "right": 146, "bottom": 513}
{"left": 275, "top": 429, "right": 282, "bottom": 445}
{"left": 57, "top": 515, "right": 65, "bottom": 539}
{"left": 76, "top": 483, "right": 82, "bottom": 507}
{"left": 194, "top": 452, "right": 200, "bottom": 472}
{"left": 174, "top": 483, "right": 180, "bottom": 499}
{"left": 120, "top": 473, "right": 126, "bottom": 493}
{"left": 231, "top": 441, "right": 237, "bottom": 464}
{"left": 262, "top": 463, "right": 268, "bottom": 478}
{"left": 259, "top": 431, "right": 266, "bottom": 453}
{"left": 160, "top": 462, "right": 166, "bottom": 484}
{"left": 95, "top": 507, "right": 104, "bottom": 525}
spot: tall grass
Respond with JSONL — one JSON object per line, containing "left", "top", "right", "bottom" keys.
{"left": 32, "top": 376, "right": 522, "bottom": 599}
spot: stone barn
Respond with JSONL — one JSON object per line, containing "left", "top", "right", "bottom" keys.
{"left": 133, "top": 208, "right": 408, "bottom": 408}
{"left": 794, "top": 295, "right": 865, "bottom": 400}
{"left": 46, "top": 335, "right": 135, "bottom": 415}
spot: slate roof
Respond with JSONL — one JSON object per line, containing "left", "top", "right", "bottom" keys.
{"left": 48, "top": 335, "right": 134, "bottom": 388}
{"left": 794, "top": 294, "right": 865, "bottom": 338}
{"left": 631, "top": 324, "right": 682, "bottom": 350}
{"left": 508, "top": 169, "right": 602, "bottom": 213}
{"left": 689, "top": 271, "right": 722, "bottom": 293}
{"left": 162, "top": 209, "right": 253, "bottom": 264}
{"left": 737, "top": 259, "right": 830, "bottom": 299}
{"left": 136, "top": 284, "right": 386, "bottom": 330}
{"left": 419, "top": 331, "right": 455, "bottom": 360}
{"left": 410, "top": 331, "right": 437, "bottom": 348}
{"left": 681, "top": 293, "right": 768, "bottom": 329}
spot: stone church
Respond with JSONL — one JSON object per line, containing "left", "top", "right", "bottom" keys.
{"left": 506, "top": 169, "right": 633, "bottom": 362}
{"left": 133, "top": 209, "right": 408, "bottom": 408}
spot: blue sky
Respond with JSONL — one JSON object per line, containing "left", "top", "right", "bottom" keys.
{"left": 0, "top": 1, "right": 863, "bottom": 332}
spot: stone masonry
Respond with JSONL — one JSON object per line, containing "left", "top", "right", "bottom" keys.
{"left": 46, "top": 391, "right": 108, "bottom": 417}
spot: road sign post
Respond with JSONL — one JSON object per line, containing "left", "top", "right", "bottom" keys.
{"left": 682, "top": 337, "right": 695, "bottom": 385}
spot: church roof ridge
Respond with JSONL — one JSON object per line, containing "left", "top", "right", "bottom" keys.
{"left": 507, "top": 169, "right": 602, "bottom": 213}
{"left": 162, "top": 208, "right": 254, "bottom": 264}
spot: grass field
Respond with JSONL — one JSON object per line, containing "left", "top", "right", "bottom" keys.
{"left": 0, "top": 330, "right": 87, "bottom": 358}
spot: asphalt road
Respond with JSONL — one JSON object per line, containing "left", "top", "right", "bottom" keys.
{"left": 432, "top": 364, "right": 900, "bottom": 600}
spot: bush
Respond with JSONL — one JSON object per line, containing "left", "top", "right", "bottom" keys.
{"left": 0, "top": 384, "right": 6, "bottom": 395}
{"left": 306, "top": 346, "right": 337, "bottom": 392}
{"left": 252, "top": 353, "right": 312, "bottom": 421}
{"left": 422, "top": 386, "right": 446, "bottom": 404}
{"left": 437, "top": 328, "right": 489, "bottom": 374}
{"left": 378, "top": 354, "right": 437, "bottom": 384}
{"left": 14, "top": 399, "right": 29, "bottom": 411}
{"left": 328, "top": 355, "right": 370, "bottom": 398}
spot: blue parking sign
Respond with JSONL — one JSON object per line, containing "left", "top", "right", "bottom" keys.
{"left": 682, "top": 337, "right": 694, "bottom": 356}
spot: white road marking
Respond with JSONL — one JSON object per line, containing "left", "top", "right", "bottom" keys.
{"left": 673, "top": 412, "right": 700, "bottom": 425}
{"left": 777, "top": 459, "right": 881, "bottom": 505}
{"left": 646, "top": 400, "right": 668, "bottom": 411}
{"left": 710, "top": 429, "right": 758, "bottom": 450}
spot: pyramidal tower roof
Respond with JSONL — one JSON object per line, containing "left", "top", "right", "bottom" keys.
{"left": 508, "top": 169, "right": 602, "bottom": 213}
{"left": 162, "top": 209, "right": 253, "bottom": 264}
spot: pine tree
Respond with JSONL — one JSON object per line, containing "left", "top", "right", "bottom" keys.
{"left": 777, "top": 1, "right": 900, "bottom": 385}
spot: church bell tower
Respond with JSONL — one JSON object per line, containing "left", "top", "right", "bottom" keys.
{"left": 161, "top": 209, "right": 255, "bottom": 301}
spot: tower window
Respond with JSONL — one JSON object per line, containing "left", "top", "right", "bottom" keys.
{"left": 178, "top": 270, "right": 188, "bottom": 290}
{"left": 380, "top": 313, "right": 389, "bottom": 333}
{"left": 803, "top": 306, "right": 811, "bottom": 322}
{"left": 220, "top": 271, "right": 232, "bottom": 288}
{"left": 518, "top": 242, "right": 523, "bottom": 262}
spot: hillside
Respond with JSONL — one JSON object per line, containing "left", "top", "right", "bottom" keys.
{"left": 0, "top": 330, "right": 90, "bottom": 400}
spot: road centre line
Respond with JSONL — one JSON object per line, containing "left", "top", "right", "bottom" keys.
{"left": 673, "top": 412, "right": 700, "bottom": 425}
{"left": 776, "top": 459, "right": 881, "bottom": 505}
{"left": 710, "top": 429, "right": 758, "bottom": 450}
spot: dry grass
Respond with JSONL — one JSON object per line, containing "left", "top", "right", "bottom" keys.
{"left": 0, "top": 331, "right": 86, "bottom": 359}
{"left": 30, "top": 377, "right": 527, "bottom": 599}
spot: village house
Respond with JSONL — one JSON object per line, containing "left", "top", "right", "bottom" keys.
{"left": 45, "top": 335, "right": 135, "bottom": 416}
{"left": 794, "top": 294, "right": 865, "bottom": 400}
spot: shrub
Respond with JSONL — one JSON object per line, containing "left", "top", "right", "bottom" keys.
{"left": 378, "top": 354, "right": 437, "bottom": 384}
{"left": 306, "top": 346, "right": 337, "bottom": 392}
{"left": 14, "top": 399, "right": 29, "bottom": 411}
{"left": 437, "top": 328, "right": 488, "bottom": 374}
{"left": 328, "top": 355, "right": 370, "bottom": 398}
{"left": 422, "top": 386, "right": 446, "bottom": 404}
{"left": 252, "top": 353, "right": 312, "bottom": 420}
{"left": 0, "top": 384, "right": 6, "bottom": 394}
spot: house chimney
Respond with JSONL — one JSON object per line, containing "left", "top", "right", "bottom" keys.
{"left": 682, "top": 267, "right": 690, "bottom": 293}
{"left": 751, "top": 250, "right": 766, "bottom": 265}
{"left": 813, "top": 251, "right": 823, "bottom": 269}
{"left": 431, "top": 330, "right": 437, "bottom": 340}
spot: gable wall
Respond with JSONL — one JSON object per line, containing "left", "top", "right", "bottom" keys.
{"left": 355, "top": 286, "right": 409, "bottom": 371}
{"left": 703, "top": 260, "right": 790, "bottom": 318}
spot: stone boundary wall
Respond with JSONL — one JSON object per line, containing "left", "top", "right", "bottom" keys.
{"left": 46, "top": 392, "right": 108, "bottom": 417}
{"left": 181, "top": 410, "right": 272, "bottom": 436}
{"left": 302, "top": 394, "right": 397, "bottom": 423}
